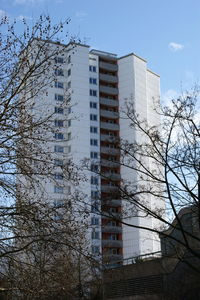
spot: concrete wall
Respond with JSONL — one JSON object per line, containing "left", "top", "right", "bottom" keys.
{"left": 118, "top": 54, "right": 163, "bottom": 259}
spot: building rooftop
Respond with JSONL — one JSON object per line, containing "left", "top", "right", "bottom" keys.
{"left": 90, "top": 49, "right": 117, "bottom": 58}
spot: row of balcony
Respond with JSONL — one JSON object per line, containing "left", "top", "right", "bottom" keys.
{"left": 102, "top": 254, "right": 123, "bottom": 262}
{"left": 101, "top": 185, "right": 120, "bottom": 192}
{"left": 99, "top": 59, "right": 122, "bottom": 257}
{"left": 101, "top": 173, "right": 121, "bottom": 181}
{"left": 102, "top": 239, "right": 122, "bottom": 247}
{"left": 101, "top": 159, "right": 119, "bottom": 168}
{"left": 100, "top": 97, "right": 118, "bottom": 107}
{"left": 99, "top": 85, "right": 118, "bottom": 95}
{"left": 99, "top": 61, "right": 118, "bottom": 72}
{"left": 102, "top": 226, "right": 122, "bottom": 233}
{"left": 101, "top": 147, "right": 120, "bottom": 155}
{"left": 100, "top": 109, "right": 118, "bottom": 119}
{"left": 102, "top": 211, "right": 121, "bottom": 219}
{"left": 102, "top": 199, "right": 121, "bottom": 207}
{"left": 100, "top": 134, "right": 117, "bottom": 142}
{"left": 100, "top": 122, "right": 119, "bottom": 131}
{"left": 99, "top": 73, "right": 118, "bottom": 83}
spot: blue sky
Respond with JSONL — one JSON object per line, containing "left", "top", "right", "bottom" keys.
{"left": 1, "top": 0, "right": 200, "bottom": 103}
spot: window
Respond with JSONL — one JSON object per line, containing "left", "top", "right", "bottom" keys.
{"left": 90, "top": 102, "right": 97, "bottom": 109}
{"left": 92, "top": 246, "right": 100, "bottom": 254}
{"left": 54, "top": 186, "right": 64, "bottom": 193}
{"left": 109, "top": 132, "right": 116, "bottom": 137}
{"left": 107, "top": 119, "right": 115, "bottom": 124}
{"left": 67, "top": 55, "right": 71, "bottom": 63}
{"left": 55, "top": 94, "right": 64, "bottom": 101}
{"left": 90, "top": 152, "right": 98, "bottom": 159}
{"left": 90, "top": 139, "right": 98, "bottom": 146}
{"left": 90, "top": 89, "right": 97, "bottom": 97}
{"left": 92, "top": 231, "right": 100, "bottom": 239}
{"left": 109, "top": 182, "right": 116, "bottom": 187}
{"left": 67, "top": 120, "right": 71, "bottom": 127}
{"left": 91, "top": 191, "right": 99, "bottom": 199}
{"left": 55, "top": 81, "right": 64, "bottom": 89}
{"left": 91, "top": 176, "right": 98, "bottom": 185}
{"left": 55, "top": 69, "right": 64, "bottom": 76}
{"left": 90, "top": 126, "right": 98, "bottom": 133}
{"left": 54, "top": 200, "right": 64, "bottom": 208}
{"left": 68, "top": 107, "right": 71, "bottom": 114}
{"left": 108, "top": 248, "right": 118, "bottom": 255}
{"left": 67, "top": 69, "right": 71, "bottom": 76}
{"left": 89, "top": 77, "right": 97, "bottom": 85}
{"left": 108, "top": 156, "right": 117, "bottom": 162}
{"left": 91, "top": 164, "right": 98, "bottom": 172}
{"left": 67, "top": 132, "right": 71, "bottom": 140}
{"left": 54, "top": 213, "right": 63, "bottom": 221}
{"left": 54, "top": 159, "right": 63, "bottom": 166}
{"left": 54, "top": 132, "right": 64, "bottom": 140}
{"left": 66, "top": 186, "right": 71, "bottom": 194}
{"left": 67, "top": 146, "right": 71, "bottom": 153}
{"left": 91, "top": 217, "right": 99, "bottom": 225}
{"left": 55, "top": 107, "right": 64, "bottom": 114}
{"left": 90, "top": 114, "right": 97, "bottom": 121}
{"left": 109, "top": 207, "right": 117, "bottom": 213}
{"left": 108, "top": 221, "right": 117, "bottom": 227}
{"left": 67, "top": 82, "right": 71, "bottom": 89}
{"left": 54, "top": 173, "right": 64, "bottom": 180}
{"left": 89, "top": 65, "right": 97, "bottom": 72}
{"left": 55, "top": 57, "right": 64, "bottom": 64}
{"left": 54, "top": 145, "right": 64, "bottom": 153}
{"left": 108, "top": 234, "right": 117, "bottom": 240}
{"left": 91, "top": 201, "right": 99, "bottom": 212}
{"left": 54, "top": 120, "right": 64, "bottom": 127}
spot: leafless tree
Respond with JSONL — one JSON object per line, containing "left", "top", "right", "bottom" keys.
{"left": 89, "top": 90, "right": 200, "bottom": 269}
{"left": 0, "top": 15, "right": 100, "bottom": 299}
{"left": 121, "top": 91, "right": 200, "bottom": 252}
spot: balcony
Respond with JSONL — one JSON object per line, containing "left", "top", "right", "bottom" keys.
{"left": 102, "top": 239, "right": 123, "bottom": 247}
{"left": 101, "top": 147, "right": 120, "bottom": 155}
{"left": 100, "top": 109, "right": 118, "bottom": 119}
{"left": 102, "top": 226, "right": 122, "bottom": 233}
{"left": 100, "top": 97, "right": 118, "bottom": 107}
{"left": 99, "top": 73, "right": 118, "bottom": 83}
{"left": 102, "top": 211, "right": 121, "bottom": 219}
{"left": 100, "top": 159, "right": 119, "bottom": 168}
{"left": 101, "top": 184, "right": 119, "bottom": 192}
{"left": 99, "top": 61, "right": 118, "bottom": 72}
{"left": 103, "top": 254, "right": 123, "bottom": 262}
{"left": 102, "top": 199, "right": 121, "bottom": 207}
{"left": 101, "top": 173, "right": 121, "bottom": 181}
{"left": 100, "top": 134, "right": 117, "bottom": 142}
{"left": 100, "top": 122, "right": 119, "bottom": 131}
{"left": 99, "top": 85, "right": 118, "bottom": 95}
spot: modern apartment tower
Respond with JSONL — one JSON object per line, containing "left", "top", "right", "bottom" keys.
{"left": 26, "top": 42, "right": 162, "bottom": 265}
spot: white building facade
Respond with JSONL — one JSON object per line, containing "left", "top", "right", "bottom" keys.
{"left": 26, "top": 42, "right": 163, "bottom": 265}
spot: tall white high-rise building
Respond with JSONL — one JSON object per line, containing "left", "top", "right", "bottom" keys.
{"left": 24, "top": 41, "right": 163, "bottom": 265}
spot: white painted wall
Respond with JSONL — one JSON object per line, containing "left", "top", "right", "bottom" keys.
{"left": 118, "top": 54, "right": 140, "bottom": 259}
{"left": 118, "top": 54, "right": 164, "bottom": 260}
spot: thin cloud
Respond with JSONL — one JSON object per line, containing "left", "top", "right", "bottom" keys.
{"left": 161, "top": 89, "right": 178, "bottom": 106}
{"left": 75, "top": 11, "right": 87, "bottom": 18}
{"left": 14, "top": 0, "right": 44, "bottom": 5}
{"left": 16, "top": 14, "right": 32, "bottom": 21}
{"left": 169, "top": 42, "right": 184, "bottom": 52}
{"left": 0, "top": 9, "right": 7, "bottom": 18}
